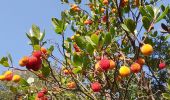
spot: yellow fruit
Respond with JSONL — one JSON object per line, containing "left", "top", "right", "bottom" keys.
{"left": 101, "top": 8, "right": 105, "bottom": 13}
{"left": 71, "top": 35, "right": 75, "bottom": 40}
{"left": 0, "top": 75, "right": 5, "bottom": 81}
{"left": 4, "top": 71, "right": 12, "bottom": 76}
{"left": 119, "top": 66, "right": 131, "bottom": 77}
{"left": 76, "top": 34, "right": 80, "bottom": 37}
{"left": 12, "top": 75, "right": 21, "bottom": 83}
{"left": 140, "top": 44, "right": 153, "bottom": 56}
{"left": 95, "top": 61, "right": 102, "bottom": 72}
{"left": 111, "top": 8, "right": 117, "bottom": 13}
{"left": 109, "top": 60, "right": 116, "bottom": 69}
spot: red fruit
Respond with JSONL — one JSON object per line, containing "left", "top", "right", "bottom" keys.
{"left": 159, "top": 63, "right": 166, "bottom": 69}
{"left": 102, "top": 16, "right": 107, "bottom": 22}
{"left": 33, "top": 51, "right": 42, "bottom": 58}
{"left": 41, "top": 88, "right": 48, "bottom": 94}
{"left": 26, "top": 56, "right": 38, "bottom": 69}
{"left": 38, "top": 92, "right": 44, "bottom": 98}
{"left": 130, "top": 63, "right": 141, "bottom": 73}
{"left": 5, "top": 74, "right": 13, "bottom": 81}
{"left": 40, "top": 96, "right": 48, "bottom": 100}
{"left": 73, "top": 43, "right": 80, "bottom": 52}
{"left": 99, "top": 59, "right": 110, "bottom": 71}
{"left": 91, "top": 82, "right": 101, "bottom": 92}
{"left": 28, "top": 56, "right": 38, "bottom": 66}
{"left": 32, "top": 64, "right": 42, "bottom": 71}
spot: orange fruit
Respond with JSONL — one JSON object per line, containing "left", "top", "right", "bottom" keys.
{"left": 141, "top": 44, "right": 153, "bottom": 56}
{"left": 109, "top": 60, "right": 116, "bottom": 69}
{"left": 67, "top": 82, "right": 76, "bottom": 89}
{"left": 119, "top": 66, "right": 131, "bottom": 77}
{"left": 136, "top": 58, "right": 145, "bottom": 65}
{"left": 130, "top": 63, "right": 141, "bottom": 73}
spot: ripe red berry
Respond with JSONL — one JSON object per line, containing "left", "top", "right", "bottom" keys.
{"left": 28, "top": 56, "right": 38, "bottom": 66}
{"left": 159, "top": 63, "right": 166, "bottom": 69}
{"left": 38, "top": 92, "right": 44, "bottom": 98}
{"left": 26, "top": 56, "right": 37, "bottom": 69}
{"left": 102, "top": 16, "right": 107, "bottom": 22}
{"left": 99, "top": 59, "right": 110, "bottom": 71}
{"left": 32, "top": 50, "right": 42, "bottom": 58}
{"left": 41, "top": 88, "right": 48, "bottom": 94}
{"left": 91, "top": 82, "right": 101, "bottom": 92}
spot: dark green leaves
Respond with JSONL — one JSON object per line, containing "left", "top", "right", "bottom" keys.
{"left": 61, "top": 0, "right": 69, "bottom": 3}
{"left": 146, "top": 5, "right": 154, "bottom": 18}
{"left": 74, "top": 0, "right": 81, "bottom": 4}
{"left": 142, "top": 16, "right": 151, "bottom": 30}
{"left": 104, "top": 33, "right": 112, "bottom": 46}
{"left": 19, "top": 78, "right": 30, "bottom": 87}
{"left": 41, "top": 65, "right": 50, "bottom": 77}
{"left": 74, "top": 36, "right": 86, "bottom": 50}
{"left": 72, "top": 66, "right": 82, "bottom": 74}
{"left": 124, "top": 19, "right": 136, "bottom": 33}
{"left": 91, "top": 34, "right": 99, "bottom": 46}
{"left": 156, "top": 6, "right": 169, "bottom": 23}
{"left": 52, "top": 18, "right": 68, "bottom": 34}
{"left": 0, "top": 57, "right": 10, "bottom": 67}
{"left": 73, "top": 53, "right": 82, "bottom": 66}
{"left": 26, "top": 24, "right": 45, "bottom": 46}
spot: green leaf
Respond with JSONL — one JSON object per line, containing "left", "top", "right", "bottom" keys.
{"left": 85, "top": 36, "right": 96, "bottom": 46}
{"left": 33, "top": 45, "right": 41, "bottom": 50}
{"left": 124, "top": 19, "right": 136, "bottom": 33}
{"left": 0, "top": 57, "right": 10, "bottom": 67}
{"left": 91, "top": 34, "right": 99, "bottom": 46}
{"left": 72, "top": 66, "right": 82, "bottom": 74}
{"left": 32, "top": 24, "right": 40, "bottom": 38}
{"left": 73, "top": 53, "right": 82, "bottom": 66}
{"left": 86, "top": 43, "right": 94, "bottom": 55}
{"left": 139, "top": 6, "right": 150, "bottom": 17}
{"left": 74, "top": 36, "right": 86, "bottom": 50}
{"left": 110, "top": 27, "right": 115, "bottom": 37}
{"left": 19, "top": 78, "right": 30, "bottom": 86}
{"left": 146, "top": 5, "right": 154, "bottom": 18}
{"left": 52, "top": 18, "right": 67, "bottom": 34}
{"left": 74, "top": 0, "right": 81, "bottom": 4}
{"left": 39, "top": 30, "right": 45, "bottom": 41}
{"left": 121, "top": 24, "right": 129, "bottom": 32}
{"left": 104, "top": 33, "right": 112, "bottom": 46}
{"left": 142, "top": 16, "right": 151, "bottom": 30}
{"left": 162, "top": 93, "right": 170, "bottom": 99}
{"left": 61, "top": 0, "right": 69, "bottom": 3}
{"left": 41, "top": 65, "right": 50, "bottom": 77}
{"left": 156, "top": 6, "right": 169, "bottom": 23}
{"left": 10, "top": 86, "right": 17, "bottom": 93}
{"left": 48, "top": 45, "right": 54, "bottom": 55}
{"left": 7, "top": 53, "right": 13, "bottom": 65}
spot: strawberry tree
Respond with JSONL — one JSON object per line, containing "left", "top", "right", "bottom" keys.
{"left": 0, "top": 0, "right": 170, "bottom": 99}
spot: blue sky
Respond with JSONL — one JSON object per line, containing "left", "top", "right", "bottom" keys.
{"left": 0, "top": 0, "right": 69, "bottom": 73}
